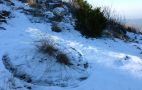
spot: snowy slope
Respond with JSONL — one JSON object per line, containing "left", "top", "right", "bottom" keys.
{"left": 1, "top": 0, "right": 142, "bottom": 90}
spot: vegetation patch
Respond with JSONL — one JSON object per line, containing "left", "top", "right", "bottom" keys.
{"left": 51, "top": 23, "right": 62, "bottom": 32}
{"left": 56, "top": 53, "right": 73, "bottom": 66}
{"left": 0, "top": 10, "right": 11, "bottom": 23}
{"left": 35, "top": 38, "right": 58, "bottom": 56}
{"left": 71, "top": 0, "right": 138, "bottom": 39}
{"left": 49, "top": 15, "right": 63, "bottom": 22}
{"left": 0, "top": 10, "right": 11, "bottom": 30}
{"left": 72, "top": 0, "right": 107, "bottom": 38}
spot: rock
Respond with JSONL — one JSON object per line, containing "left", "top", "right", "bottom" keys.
{"left": 45, "top": 11, "right": 54, "bottom": 18}
{"left": 53, "top": 7, "right": 66, "bottom": 17}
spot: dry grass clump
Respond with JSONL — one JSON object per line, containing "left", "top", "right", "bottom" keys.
{"left": 51, "top": 23, "right": 62, "bottom": 32}
{"left": 35, "top": 37, "right": 73, "bottom": 66}
{"left": 35, "top": 37, "right": 85, "bottom": 67}
{"left": 124, "top": 25, "right": 139, "bottom": 33}
{"left": 35, "top": 39, "right": 58, "bottom": 56}
{"left": 56, "top": 53, "right": 73, "bottom": 66}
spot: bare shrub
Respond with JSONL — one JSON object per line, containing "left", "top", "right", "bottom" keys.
{"left": 124, "top": 25, "right": 140, "bottom": 33}
{"left": 102, "top": 7, "right": 134, "bottom": 40}
{"left": 103, "top": 7, "right": 126, "bottom": 32}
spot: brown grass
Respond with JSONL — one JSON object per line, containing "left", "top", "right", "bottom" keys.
{"left": 56, "top": 53, "right": 73, "bottom": 65}
{"left": 35, "top": 39, "right": 57, "bottom": 56}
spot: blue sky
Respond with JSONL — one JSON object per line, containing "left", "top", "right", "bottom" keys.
{"left": 87, "top": 0, "right": 142, "bottom": 19}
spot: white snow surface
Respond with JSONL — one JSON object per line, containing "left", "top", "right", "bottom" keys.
{"left": 1, "top": 0, "right": 142, "bottom": 90}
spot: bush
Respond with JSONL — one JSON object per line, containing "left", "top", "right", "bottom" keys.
{"left": 34, "top": 35, "right": 88, "bottom": 68}
{"left": 124, "top": 25, "right": 139, "bottom": 33}
{"left": 35, "top": 38, "right": 58, "bottom": 56}
{"left": 56, "top": 53, "right": 72, "bottom": 65}
{"left": 103, "top": 8, "right": 137, "bottom": 40}
{"left": 106, "top": 18, "right": 127, "bottom": 34}
{"left": 72, "top": 1, "right": 137, "bottom": 39}
{"left": 26, "top": 9, "right": 44, "bottom": 17}
{"left": 103, "top": 8, "right": 127, "bottom": 35}
{"left": 49, "top": 15, "right": 63, "bottom": 22}
{"left": 51, "top": 23, "right": 62, "bottom": 32}
{"left": 0, "top": 10, "right": 11, "bottom": 23}
{"left": 73, "top": 0, "right": 107, "bottom": 37}
{"left": 0, "top": 10, "right": 11, "bottom": 30}
{"left": 35, "top": 38, "right": 74, "bottom": 66}
{"left": 104, "top": 17, "right": 130, "bottom": 40}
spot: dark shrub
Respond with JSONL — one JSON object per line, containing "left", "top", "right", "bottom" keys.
{"left": 0, "top": 10, "right": 11, "bottom": 25}
{"left": 0, "top": 1, "right": 3, "bottom": 4}
{"left": 35, "top": 38, "right": 73, "bottom": 66}
{"left": 49, "top": 16, "right": 63, "bottom": 22}
{"left": 103, "top": 8, "right": 137, "bottom": 40}
{"left": 51, "top": 23, "right": 62, "bottom": 32}
{"left": 106, "top": 18, "right": 126, "bottom": 33}
{"left": 74, "top": 0, "right": 107, "bottom": 37}
{"left": 28, "top": 9, "right": 44, "bottom": 17}
{"left": 124, "top": 25, "right": 138, "bottom": 33}
{"left": 0, "top": 10, "right": 11, "bottom": 19}
{"left": 56, "top": 53, "right": 72, "bottom": 66}
{"left": 103, "top": 17, "right": 129, "bottom": 40}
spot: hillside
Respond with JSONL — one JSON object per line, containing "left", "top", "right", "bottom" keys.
{"left": 0, "top": 0, "right": 142, "bottom": 90}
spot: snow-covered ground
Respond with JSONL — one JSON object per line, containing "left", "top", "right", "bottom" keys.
{"left": 1, "top": 0, "right": 142, "bottom": 90}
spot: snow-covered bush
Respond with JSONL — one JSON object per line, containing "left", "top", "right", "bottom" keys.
{"left": 53, "top": 7, "right": 67, "bottom": 16}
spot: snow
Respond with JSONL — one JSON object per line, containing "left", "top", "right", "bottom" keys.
{"left": 1, "top": 0, "right": 142, "bottom": 90}
{"left": 45, "top": 11, "right": 55, "bottom": 18}
{"left": 53, "top": 7, "right": 67, "bottom": 16}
